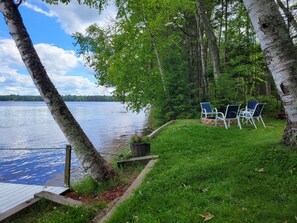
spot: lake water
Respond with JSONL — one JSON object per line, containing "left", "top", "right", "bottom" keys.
{"left": 0, "top": 101, "right": 147, "bottom": 185}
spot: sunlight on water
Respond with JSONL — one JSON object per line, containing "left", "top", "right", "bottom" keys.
{"left": 0, "top": 101, "right": 147, "bottom": 185}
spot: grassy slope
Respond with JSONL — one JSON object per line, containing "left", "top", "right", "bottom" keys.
{"left": 108, "top": 119, "right": 297, "bottom": 222}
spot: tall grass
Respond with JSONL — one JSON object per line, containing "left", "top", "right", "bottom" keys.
{"left": 108, "top": 119, "right": 297, "bottom": 222}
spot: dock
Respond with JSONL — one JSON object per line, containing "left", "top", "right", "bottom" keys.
{"left": 0, "top": 182, "right": 68, "bottom": 222}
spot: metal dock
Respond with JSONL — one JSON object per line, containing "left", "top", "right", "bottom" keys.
{"left": 0, "top": 182, "right": 68, "bottom": 221}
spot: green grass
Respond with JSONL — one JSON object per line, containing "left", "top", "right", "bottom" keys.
{"left": 71, "top": 163, "right": 145, "bottom": 195}
{"left": 107, "top": 119, "right": 297, "bottom": 222}
{"left": 10, "top": 199, "right": 101, "bottom": 223}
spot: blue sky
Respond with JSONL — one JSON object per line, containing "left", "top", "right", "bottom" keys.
{"left": 0, "top": 0, "right": 116, "bottom": 95}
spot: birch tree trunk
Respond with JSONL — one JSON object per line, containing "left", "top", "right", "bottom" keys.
{"left": 243, "top": 0, "right": 297, "bottom": 146}
{"left": 0, "top": 0, "right": 115, "bottom": 182}
{"left": 141, "top": 3, "right": 167, "bottom": 94}
{"left": 195, "top": 13, "right": 208, "bottom": 98}
{"left": 196, "top": 0, "right": 221, "bottom": 83}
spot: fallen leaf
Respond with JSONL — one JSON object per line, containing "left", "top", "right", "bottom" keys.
{"left": 199, "top": 212, "right": 214, "bottom": 221}
{"left": 255, "top": 168, "right": 265, "bottom": 173}
{"left": 202, "top": 188, "right": 209, "bottom": 193}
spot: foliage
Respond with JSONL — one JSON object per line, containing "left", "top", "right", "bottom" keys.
{"left": 129, "top": 135, "right": 151, "bottom": 144}
{"left": 256, "top": 95, "right": 283, "bottom": 118}
{"left": 42, "top": 0, "right": 108, "bottom": 12}
{"left": 73, "top": 0, "right": 280, "bottom": 122}
{"left": 71, "top": 176, "right": 107, "bottom": 194}
{"left": 108, "top": 119, "right": 297, "bottom": 222}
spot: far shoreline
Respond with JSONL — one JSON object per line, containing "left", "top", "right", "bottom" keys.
{"left": 0, "top": 95, "right": 116, "bottom": 102}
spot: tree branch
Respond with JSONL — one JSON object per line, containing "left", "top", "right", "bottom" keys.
{"left": 16, "top": 0, "right": 23, "bottom": 8}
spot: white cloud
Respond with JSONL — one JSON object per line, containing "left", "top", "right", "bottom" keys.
{"left": 36, "top": 1, "right": 117, "bottom": 35}
{"left": 23, "top": 2, "right": 57, "bottom": 17}
{"left": 0, "top": 39, "right": 111, "bottom": 96}
{"left": 35, "top": 43, "right": 79, "bottom": 76}
{"left": 0, "top": 39, "right": 23, "bottom": 68}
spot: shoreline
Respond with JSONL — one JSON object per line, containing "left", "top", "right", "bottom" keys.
{"left": 46, "top": 135, "right": 130, "bottom": 186}
{"left": 46, "top": 121, "right": 152, "bottom": 186}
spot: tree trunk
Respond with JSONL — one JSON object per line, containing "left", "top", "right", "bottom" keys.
{"left": 276, "top": 0, "right": 297, "bottom": 33}
{"left": 141, "top": 3, "right": 167, "bottom": 94}
{"left": 195, "top": 13, "right": 208, "bottom": 98}
{"left": 243, "top": 0, "right": 297, "bottom": 146}
{"left": 0, "top": 0, "right": 115, "bottom": 182}
{"left": 224, "top": 0, "right": 228, "bottom": 62}
{"left": 218, "top": 0, "right": 224, "bottom": 48}
{"left": 196, "top": 0, "right": 221, "bottom": 83}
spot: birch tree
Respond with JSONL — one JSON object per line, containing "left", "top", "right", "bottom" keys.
{"left": 243, "top": 0, "right": 297, "bottom": 146}
{"left": 0, "top": 0, "right": 115, "bottom": 182}
{"left": 196, "top": 0, "right": 221, "bottom": 82}
{"left": 276, "top": 0, "right": 297, "bottom": 32}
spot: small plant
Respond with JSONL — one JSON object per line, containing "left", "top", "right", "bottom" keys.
{"left": 129, "top": 135, "right": 151, "bottom": 157}
{"left": 129, "top": 134, "right": 151, "bottom": 144}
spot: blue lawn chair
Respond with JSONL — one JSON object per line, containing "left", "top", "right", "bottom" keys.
{"left": 240, "top": 103, "right": 266, "bottom": 129}
{"left": 240, "top": 99, "right": 257, "bottom": 114}
{"left": 200, "top": 102, "right": 218, "bottom": 118}
{"left": 216, "top": 104, "right": 242, "bottom": 129}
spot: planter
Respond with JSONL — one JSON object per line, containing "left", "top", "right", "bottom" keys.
{"left": 130, "top": 143, "right": 151, "bottom": 157}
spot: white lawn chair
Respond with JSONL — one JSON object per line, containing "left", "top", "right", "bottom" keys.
{"left": 216, "top": 104, "right": 242, "bottom": 129}
{"left": 240, "top": 103, "right": 266, "bottom": 129}
{"left": 240, "top": 99, "right": 258, "bottom": 114}
{"left": 200, "top": 102, "right": 218, "bottom": 118}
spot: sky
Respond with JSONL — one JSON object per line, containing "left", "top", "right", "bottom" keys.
{"left": 0, "top": 0, "right": 117, "bottom": 96}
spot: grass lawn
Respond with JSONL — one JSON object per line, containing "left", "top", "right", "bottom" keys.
{"left": 107, "top": 119, "right": 297, "bottom": 222}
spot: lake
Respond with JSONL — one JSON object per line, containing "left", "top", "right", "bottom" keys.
{"left": 0, "top": 101, "right": 147, "bottom": 185}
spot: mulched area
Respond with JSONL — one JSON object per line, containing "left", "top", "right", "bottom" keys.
{"left": 64, "top": 186, "right": 128, "bottom": 204}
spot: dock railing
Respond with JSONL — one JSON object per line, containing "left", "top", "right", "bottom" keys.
{"left": 0, "top": 145, "right": 72, "bottom": 187}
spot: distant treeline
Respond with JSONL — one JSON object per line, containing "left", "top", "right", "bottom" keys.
{"left": 0, "top": 95, "right": 116, "bottom": 102}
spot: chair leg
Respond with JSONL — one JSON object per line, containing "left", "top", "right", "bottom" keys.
{"left": 250, "top": 118, "right": 257, "bottom": 129}
{"left": 223, "top": 120, "right": 228, "bottom": 129}
{"left": 259, "top": 116, "right": 266, "bottom": 128}
{"left": 237, "top": 118, "right": 242, "bottom": 129}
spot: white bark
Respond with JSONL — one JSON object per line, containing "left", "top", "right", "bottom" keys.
{"left": 196, "top": 0, "right": 221, "bottom": 83}
{"left": 141, "top": 3, "right": 167, "bottom": 94}
{"left": 243, "top": 0, "right": 297, "bottom": 145}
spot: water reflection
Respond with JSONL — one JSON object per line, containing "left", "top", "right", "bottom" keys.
{"left": 0, "top": 101, "right": 147, "bottom": 185}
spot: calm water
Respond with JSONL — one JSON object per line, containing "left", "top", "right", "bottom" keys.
{"left": 0, "top": 101, "right": 147, "bottom": 185}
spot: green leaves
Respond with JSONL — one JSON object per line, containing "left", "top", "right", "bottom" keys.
{"left": 43, "top": 0, "right": 108, "bottom": 12}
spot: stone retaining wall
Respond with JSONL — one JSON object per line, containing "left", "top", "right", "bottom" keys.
{"left": 201, "top": 117, "right": 235, "bottom": 127}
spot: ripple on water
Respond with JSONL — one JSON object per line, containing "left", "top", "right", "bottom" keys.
{"left": 0, "top": 101, "right": 148, "bottom": 185}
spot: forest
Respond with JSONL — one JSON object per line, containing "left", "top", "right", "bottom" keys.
{"left": 74, "top": 0, "right": 296, "bottom": 125}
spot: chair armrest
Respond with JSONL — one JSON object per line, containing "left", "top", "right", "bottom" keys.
{"left": 212, "top": 108, "right": 218, "bottom": 113}
{"left": 216, "top": 112, "right": 225, "bottom": 119}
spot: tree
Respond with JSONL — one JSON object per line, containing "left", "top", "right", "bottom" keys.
{"left": 196, "top": 0, "right": 221, "bottom": 82}
{"left": 243, "top": 0, "right": 297, "bottom": 146}
{"left": 0, "top": 0, "right": 115, "bottom": 182}
{"left": 75, "top": 0, "right": 198, "bottom": 118}
{"left": 276, "top": 0, "right": 297, "bottom": 33}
